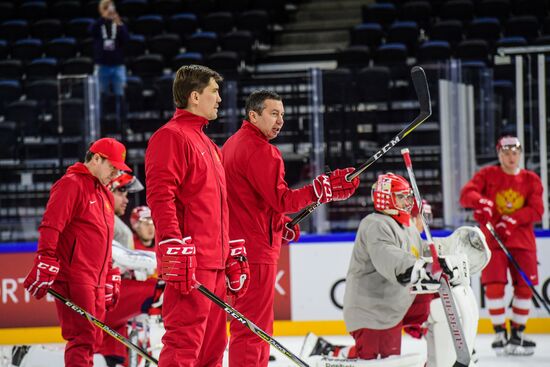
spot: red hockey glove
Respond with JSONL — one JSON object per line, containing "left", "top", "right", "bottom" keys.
{"left": 158, "top": 237, "right": 196, "bottom": 295}
{"left": 105, "top": 267, "right": 121, "bottom": 310}
{"left": 495, "top": 215, "right": 518, "bottom": 241}
{"left": 473, "top": 197, "right": 494, "bottom": 225}
{"left": 282, "top": 216, "right": 300, "bottom": 245}
{"left": 313, "top": 168, "right": 360, "bottom": 203}
{"left": 24, "top": 255, "right": 60, "bottom": 300}
{"left": 404, "top": 325, "right": 428, "bottom": 339}
{"left": 225, "top": 239, "right": 249, "bottom": 298}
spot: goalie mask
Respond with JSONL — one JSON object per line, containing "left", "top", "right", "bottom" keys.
{"left": 372, "top": 173, "right": 414, "bottom": 226}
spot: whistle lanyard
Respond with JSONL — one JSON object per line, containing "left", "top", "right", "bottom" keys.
{"left": 101, "top": 21, "right": 117, "bottom": 41}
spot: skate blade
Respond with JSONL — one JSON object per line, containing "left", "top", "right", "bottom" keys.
{"left": 299, "top": 332, "right": 319, "bottom": 358}
{"left": 505, "top": 344, "right": 535, "bottom": 356}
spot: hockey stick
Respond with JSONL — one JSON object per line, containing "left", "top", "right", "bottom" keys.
{"left": 48, "top": 289, "right": 159, "bottom": 366}
{"left": 195, "top": 283, "right": 310, "bottom": 367}
{"left": 401, "top": 148, "right": 471, "bottom": 367}
{"left": 288, "top": 65, "right": 432, "bottom": 227}
{"left": 485, "top": 223, "right": 550, "bottom": 314}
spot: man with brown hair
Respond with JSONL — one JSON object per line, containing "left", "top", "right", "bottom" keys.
{"left": 145, "top": 65, "right": 250, "bottom": 366}
{"left": 23, "top": 137, "right": 129, "bottom": 367}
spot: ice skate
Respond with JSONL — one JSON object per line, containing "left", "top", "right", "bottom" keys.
{"left": 506, "top": 327, "right": 536, "bottom": 356}
{"left": 491, "top": 326, "right": 508, "bottom": 356}
{"left": 300, "top": 332, "right": 338, "bottom": 358}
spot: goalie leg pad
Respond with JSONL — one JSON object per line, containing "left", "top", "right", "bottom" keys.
{"left": 426, "top": 285, "right": 479, "bottom": 367}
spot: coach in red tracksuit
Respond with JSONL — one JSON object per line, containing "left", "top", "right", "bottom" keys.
{"left": 23, "top": 137, "right": 129, "bottom": 367}
{"left": 145, "top": 65, "right": 249, "bottom": 367}
{"left": 222, "top": 90, "right": 360, "bottom": 367}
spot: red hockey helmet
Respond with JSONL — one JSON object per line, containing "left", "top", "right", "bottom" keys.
{"left": 496, "top": 135, "right": 521, "bottom": 152}
{"left": 130, "top": 206, "right": 153, "bottom": 228}
{"left": 371, "top": 173, "right": 414, "bottom": 226}
{"left": 108, "top": 173, "right": 144, "bottom": 193}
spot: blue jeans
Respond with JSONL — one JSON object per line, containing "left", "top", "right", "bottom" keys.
{"left": 97, "top": 64, "right": 126, "bottom": 96}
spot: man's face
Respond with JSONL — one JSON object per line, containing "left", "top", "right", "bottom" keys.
{"left": 113, "top": 189, "right": 129, "bottom": 216}
{"left": 394, "top": 190, "right": 414, "bottom": 213}
{"left": 94, "top": 156, "right": 119, "bottom": 185}
{"left": 498, "top": 148, "right": 521, "bottom": 172}
{"left": 194, "top": 78, "right": 221, "bottom": 121}
{"left": 100, "top": 1, "right": 115, "bottom": 18}
{"left": 136, "top": 220, "right": 155, "bottom": 243}
{"left": 249, "top": 99, "right": 284, "bottom": 140}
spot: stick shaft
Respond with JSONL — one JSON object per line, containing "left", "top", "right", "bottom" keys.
{"left": 195, "top": 284, "right": 310, "bottom": 367}
{"left": 48, "top": 289, "right": 158, "bottom": 365}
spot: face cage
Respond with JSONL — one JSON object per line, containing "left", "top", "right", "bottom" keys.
{"left": 392, "top": 190, "right": 414, "bottom": 214}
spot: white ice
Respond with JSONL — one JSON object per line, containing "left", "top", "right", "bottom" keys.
{"left": 1, "top": 334, "right": 548, "bottom": 366}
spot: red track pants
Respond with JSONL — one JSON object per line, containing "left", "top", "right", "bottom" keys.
{"left": 53, "top": 281, "right": 106, "bottom": 367}
{"left": 229, "top": 264, "right": 277, "bottom": 367}
{"left": 158, "top": 268, "right": 227, "bottom": 367}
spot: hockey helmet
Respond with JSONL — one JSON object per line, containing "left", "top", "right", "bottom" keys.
{"left": 130, "top": 205, "right": 153, "bottom": 228}
{"left": 108, "top": 173, "right": 144, "bottom": 193}
{"left": 496, "top": 135, "right": 521, "bottom": 152}
{"left": 371, "top": 173, "right": 414, "bottom": 226}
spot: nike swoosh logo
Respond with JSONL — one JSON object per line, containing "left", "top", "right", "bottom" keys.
{"left": 201, "top": 151, "right": 206, "bottom": 156}
{"left": 90, "top": 200, "right": 96, "bottom": 204}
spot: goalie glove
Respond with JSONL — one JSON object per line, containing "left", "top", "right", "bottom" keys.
{"left": 158, "top": 237, "right": 196, "bottom": 295}
{"left": 312, "top": 168, "right": 359, "bottom": 203}
{"left": 409, "top": 259, "right": 440, "bottom": 294}
{"left": 225, "top": 239, "right": 250, "bottom": 297}
{"left": 24, "top": 255, "right": 60, "bottom": 299}
{"left": 439, "top": 254, "right": 470, "bottom": 287}
{"left": 433, "top": 226, "right": 491, "bottom": 274}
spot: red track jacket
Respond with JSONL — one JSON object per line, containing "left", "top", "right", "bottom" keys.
{"left": 460, "top": 165, "right": 543, "bottom": 251}
{"left": 145, "top": 109, "right": 229, "bottom": 269}
{"left": 222, "top": 121, "right": 316, "bottom": 264}
{"left": 37, "top": 162, "right": 115, "bottom": 286}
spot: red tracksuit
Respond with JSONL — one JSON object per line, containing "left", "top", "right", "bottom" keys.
{"left": 460, "top": 165, "right": 543, "bottom": 285}
{"left": 37, "top": 162, "right": 115, "bottom": 367}
{"left": 99, "top": 235, "right": 157, "bottom": 365}
{"left": 222, "top": 121, "right": 316, "bottom": 367}
{"left": 145, "top": 109, "right": 229, "bottom": 367}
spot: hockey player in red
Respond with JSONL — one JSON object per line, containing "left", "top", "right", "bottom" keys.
{"left": 145, "top": 65, "right": 250, "bottom": 367}
{"left": 222, "top": 90, "right": 360, "bottom": 367}
{"left": 460, "top": 135, "right": 543, "bottom": 356}
{"left": 23, "top": 137, "right": 129, "bottom": 367}
{"left": 130, "top": 206, "right": 155, "bottom": 251}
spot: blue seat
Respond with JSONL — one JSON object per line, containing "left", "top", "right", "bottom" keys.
{"left": 169, "top": 13, "right": 199, "bottom": 37}
{"left": 66, "top": 18, "right": 94, "bottom": 40}
{"left": 12, "top": 39, "right": 43, "bottom": 63}
{"left": 31, "top": 19, "right": 63, "bottom": 42}
{"left": 46, "top": 37, "right": 77, "bottom": 61}
{"left": 351, "top": 23, "right": 384, "bottom": 49}
{"left": 172, "top": 52, "right": 203, "bottom": 71}
{"left": 132, "top": 14, "right": 164, "bottom": 37}
{"left": 186, "top": 31, "right": 218, "bottom": 55}
{"left": 0, "top": 20, "right": 29, "bottom": 42}
{"left": 362, "top": 3, "right": 396, "bottom": 28}
{"left": 466, "top": 17, "right": 501, "bottom": 44}
{"left": 387, "top": 21, "right": 419, "bottom": 54}
{"left": 26, "top": 58, "right": 59, "bottom": 80}
{"left": 417, "top": 40, "right": 451, "bottom": 63}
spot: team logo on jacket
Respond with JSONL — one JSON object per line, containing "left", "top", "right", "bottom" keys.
{"left": 214, "top": 151, "right": 221, "bottom": 163}
{"left": 495, "top": 189, "right": 524, "bottom": 215}
{"left": 105, "top": 201, "right": 112, "bottom": 213}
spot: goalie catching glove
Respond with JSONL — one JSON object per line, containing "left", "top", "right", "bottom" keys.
{"left": 226, "top": 239, "right": 250, "bottom": 297}
{"left": 158, "top": 237, "right": 196, "bottom": 295}
{"left": 24, "top": 255, "right": 60, "bottom": 299}
{"left": 105, "top": 267, "right": 121, "bottom": 310}
{"left": 313, "top": 167, "right": 360, "bottom": 204}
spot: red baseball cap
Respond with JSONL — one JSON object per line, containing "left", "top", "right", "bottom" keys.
{"left": 89, "top": 137, "right": 132, "bottom": 172}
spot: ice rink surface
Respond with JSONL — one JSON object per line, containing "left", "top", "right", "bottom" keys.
{"left": 1, "top": 333, "right": 548, "bottom": 366}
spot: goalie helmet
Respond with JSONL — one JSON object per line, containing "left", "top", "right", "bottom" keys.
{"left": 371, "top": 173, "right": 414, "bottom": 226}
{"left": 108, "top": 173, "right": 144, "bottom": 193}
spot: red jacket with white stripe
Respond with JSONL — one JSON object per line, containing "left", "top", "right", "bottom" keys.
{"left": 145, "top": 109, "right": 229, "bottom": 269}
{"left": 460, "top": 165, "right": 543, "bottom": 251}
{"left": 37, "top": 162, "right": 115, "bottom": 286}
{"left": 222, "top": 121, "right": 316, "bottom": 264}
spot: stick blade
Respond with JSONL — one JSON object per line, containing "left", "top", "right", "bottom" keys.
{"left": 411, "top": 66, "right": 431, "bottom": 116}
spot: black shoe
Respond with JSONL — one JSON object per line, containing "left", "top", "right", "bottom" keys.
{"left": 506, "top": 326, "right": 536, "bottom": 356}
{"left": 491, "top": 325, "right": 508, "bottom": 356}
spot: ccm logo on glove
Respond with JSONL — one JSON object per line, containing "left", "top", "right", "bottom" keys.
{"left": 165, "top": 246, "right": 196, "bottom": 255}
